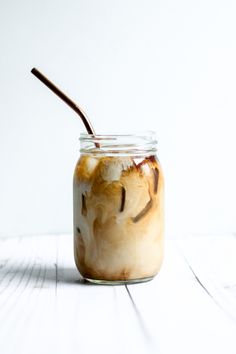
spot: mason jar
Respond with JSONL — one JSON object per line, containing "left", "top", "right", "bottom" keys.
{"left": 73, "top": 132, "right": 164, "bottom": 284}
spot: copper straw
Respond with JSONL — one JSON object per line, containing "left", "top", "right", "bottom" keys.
{"left": 31, "top": 68, "right": 99, "bottom": 146}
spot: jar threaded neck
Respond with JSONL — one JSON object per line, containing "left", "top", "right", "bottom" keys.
{"left": 79, "top": 131, "right": 157, "bottom": 156}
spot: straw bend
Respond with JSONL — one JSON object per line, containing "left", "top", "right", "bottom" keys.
{"left": 31, "top": 67, "right": 96, "bottom": 136}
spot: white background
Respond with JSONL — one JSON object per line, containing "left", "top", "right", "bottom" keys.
{"left": 0, "top": 0, "right": 236, "bottom": 237}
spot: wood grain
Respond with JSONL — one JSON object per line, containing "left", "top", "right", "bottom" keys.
{"left": 0, "top": 234, "right": 236, "bottom": 354}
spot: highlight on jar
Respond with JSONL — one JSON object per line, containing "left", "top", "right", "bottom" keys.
{"left": 73, "top": 133, "right": 164, "bottom": 285}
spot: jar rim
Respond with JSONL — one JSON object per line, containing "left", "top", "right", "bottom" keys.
{"left": 79, "top": 130, "right": 158, "bottom": 156}
{"left": 79, "top": 130, "right": 157, "bottom": 140}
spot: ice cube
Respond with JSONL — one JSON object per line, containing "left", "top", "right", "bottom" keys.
{"left": 100, "top": 158, "right": 133, "bottom": 182}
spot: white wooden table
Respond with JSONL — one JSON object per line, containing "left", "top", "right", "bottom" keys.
{"left": 0, "top": 234, "right": 236, "bottom": 354}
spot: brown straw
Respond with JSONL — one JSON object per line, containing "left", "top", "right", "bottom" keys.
{"left": 31, "top": 68, "right": 97, "bottom": 137}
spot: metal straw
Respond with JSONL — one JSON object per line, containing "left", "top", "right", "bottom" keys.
{"left": 31, "top": 68, "right": 97, "bottom": 138}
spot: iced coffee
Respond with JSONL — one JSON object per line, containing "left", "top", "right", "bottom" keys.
{"left": 73, "top": 133, "right": 164, "bottom": 284}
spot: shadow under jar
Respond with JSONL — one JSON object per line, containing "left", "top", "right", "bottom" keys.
{"left": 73, "top": 132, "right": 164, "bottom": 284}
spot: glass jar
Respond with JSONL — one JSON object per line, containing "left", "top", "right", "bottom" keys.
{"left": 73, "top": 132, "right": 164, "bottom": 284}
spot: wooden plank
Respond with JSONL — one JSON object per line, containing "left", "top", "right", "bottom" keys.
{"left": 176, "top": 235, "right": 236, "bottom": 322}
{"left": 0, "top": 235, "right": 156, "bottom": 354}
{"left": 126, "top": 240, "right": 236, "bottom": 354}
{"left": 0, "top": 235, "right": 58, "bottom": 354}
{"left": 1, "top": 235, "right": 235, "bottom": 354}
{"left": 54, "top": 234, "right": 157, "bottom": 354}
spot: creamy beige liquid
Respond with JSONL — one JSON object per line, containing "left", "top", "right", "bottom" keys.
{"left": 73, "top": 155, "right": 164, "bottom": 282}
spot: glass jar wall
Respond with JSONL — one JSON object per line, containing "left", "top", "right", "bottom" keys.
{"left": 73, "top": 132, "right": 164, "bottom": 284}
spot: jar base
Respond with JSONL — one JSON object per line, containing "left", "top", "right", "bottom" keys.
{"left": 84, "top": 275, "right": 155, "bottom": 285}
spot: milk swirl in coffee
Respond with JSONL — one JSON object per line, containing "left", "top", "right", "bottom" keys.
{"left": 73, "top": 138, "right": 164, "bottom": 283}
